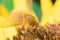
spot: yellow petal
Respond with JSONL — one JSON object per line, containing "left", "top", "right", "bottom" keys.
{"left": 0, "top": 16, "right": 14, "bottom": 28}
{"left": 0, "top": 5, "right": 9, "bottom": 18}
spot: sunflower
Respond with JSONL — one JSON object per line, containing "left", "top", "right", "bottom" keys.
{"left": 0, "top": 0, "right": 60, "bottom": 40}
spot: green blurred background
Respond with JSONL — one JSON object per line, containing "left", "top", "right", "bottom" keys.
{"left": 0, "top": 0, "right": 42, "bottom": 21}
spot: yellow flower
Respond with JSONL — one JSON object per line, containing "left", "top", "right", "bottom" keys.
{"left": 40, "top": 0, "right": 60, "bottom": 26}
